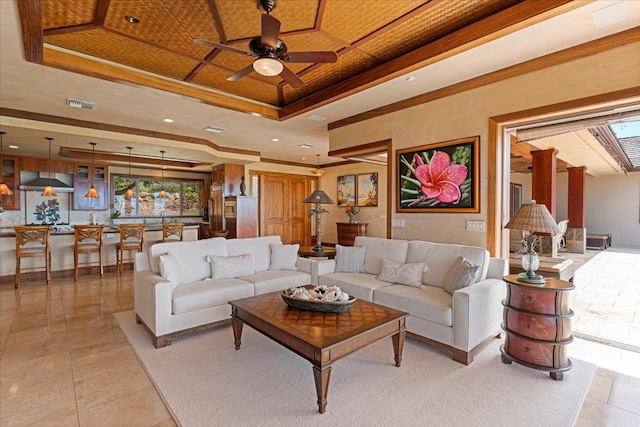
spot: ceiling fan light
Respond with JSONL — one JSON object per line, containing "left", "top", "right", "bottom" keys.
{"left": 0, "top": 181, "right": 14, "bottom": 196}
{"left": 253, "top": 57, "right": 283, "bottom": 76}
{"left": 41, "top": 185, "right": 57, "bottom": 197}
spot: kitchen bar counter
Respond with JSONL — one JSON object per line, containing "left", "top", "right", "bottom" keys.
{"left": 0, "top": 224, "right": 199, "bottom": 283}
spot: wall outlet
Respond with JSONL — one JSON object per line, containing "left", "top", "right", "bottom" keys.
{"left": 392, "top": 219, "right": 405, "bottom": 228}
{"left": 466, "top": 220, "right": 485, "bottom": 232}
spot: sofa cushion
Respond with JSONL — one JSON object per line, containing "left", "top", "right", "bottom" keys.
{"left": 150, "top": 238, "right": 228, "bottom": 282}
{"left": 378, "top": 258, "right": 428, "bottom": 288}
{"left": 373, "top": 285, "right": 453, "bottom": 327}
{"left": 269, "top": 243, "right": 300, "bottom": 271}
{"left": 208, "top": 254, "right": 255, "bottom": 280}
{"left": 226, "top": 236, "right": 282, "bottom": 272}
{"left": 406, "top": 241, "right": 489, "bottom": 289}
{"left": 335, "top": 245, "right": 366, "bottom": 273}
{"left": 172, "top": 279, "right": 254, "bottom": 315}
{"left": 159, "top": 252, "right": 181, "bottom": 289}
{"left": 240, "top": 270, "right": 311, "bottom": 295}
{"left": 319, "top": 272, "right": 393, "bottom": 301}
{"left": 444, "top": 257, "right": 480, "bottom": 295}
{"left": 354, "top": 236, "right": 409, "bottom": 275}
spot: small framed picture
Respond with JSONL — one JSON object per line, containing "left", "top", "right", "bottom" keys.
{"left": 357, "top": 173, "right": 378, "bottom": 207}
{"left": 337, "top": 175, "right": 356, "bottom": 207}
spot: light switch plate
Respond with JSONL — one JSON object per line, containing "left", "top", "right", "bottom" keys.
{"left": 466, "top": 220, "right": 485, "bottom": 232}
{"left": 392, "top": 219, "right": 405, "bottom": 228}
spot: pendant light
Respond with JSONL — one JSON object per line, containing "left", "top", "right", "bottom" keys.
{"left": 157, "top": 150, "right": 167, "bottom": 199}
{"left": 124, "top": 146, "right": 135, "bottom": 200}
{"left": 84, "top": 142, "right": 100, "bottom": 199}
{"left": 41, "top": 137, "right": 57, "bottom": 197}
{"left": 0, "top": 131, "right": 14, "bottom": 196}
{"left": 310, "top": 154, "right": 325, "bottom": 177}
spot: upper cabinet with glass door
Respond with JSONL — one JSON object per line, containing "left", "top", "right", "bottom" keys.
{"left": 0, "top": 156, "right": 20, "bottom": 210}
{"left": 73, "top": 162, "right": 108, "bottom": 210}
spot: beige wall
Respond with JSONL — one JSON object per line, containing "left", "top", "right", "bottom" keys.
{"left": 328, "top": 42, "right": 640, "bottom": 249}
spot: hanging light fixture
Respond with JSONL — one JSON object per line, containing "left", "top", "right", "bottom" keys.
{"left": 124, "top": 146, "right": 135, "bottom": 200}
{"left": 41, "top": 137, "right": 57, "bottom": 197}
{"left": 157, "top": 150, "right": 167, "bottom": 199}
{"left": 310, "top": 154, "right": 325, "bottom": 177}
{"left": 0, "top": 131, "right": 14, "bottom": 196}
{"left": 84, "top": 142, "right": 100, "bottom": 199}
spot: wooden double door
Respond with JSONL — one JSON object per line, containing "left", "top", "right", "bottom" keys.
{"left": 258, "top": 172, "right": 314, "bottom": 245}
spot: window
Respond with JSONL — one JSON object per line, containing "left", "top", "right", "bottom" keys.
{"left": 112, "top": 175, "right": 202, "bottom": 218}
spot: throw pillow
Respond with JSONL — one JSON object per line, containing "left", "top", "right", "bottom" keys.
{"left": 377, "top": 258, "right": 428, "bottom": 288}
{"left": 159, "top": 252, "right": 181, "bottom": 289}
{"left": 335, "top": 244, "right": 366, "bottom": 273}
{"left": 207, "top": 254, "right": 255, "bottom": 280}
{"left": 269, "top": 243, "right": 300, "bottom": 271}
{"left": 444, "top": 257, "right": 480, "bottom": 295}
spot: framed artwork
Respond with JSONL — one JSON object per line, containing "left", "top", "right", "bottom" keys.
{"left": 337, "top": 175, "right": 356, "bottom": 207}
{"left": 509, "top": 183, "right": 522, "bottom": 218}
{"left": 397, "top": 135, "right": 479, "bottom": 213}
{"left": 357, "top": 173, "right": 378, "bottom": 207}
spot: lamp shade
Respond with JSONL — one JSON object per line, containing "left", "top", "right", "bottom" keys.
{"left": 303, "top": 189, "right": 334, "bottom": 205}
{"left": 504, "top": 200, "right": 560, "bottom": 234}
{"left": 84, "top": 185, "right": 99, "bottom": 199}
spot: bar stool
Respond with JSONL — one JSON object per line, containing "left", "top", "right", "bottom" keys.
{"left": 14, "top": 226, "right": 51, "bottom": 288}
{"left": 152, "top": 222, "right": 185, "bottom": 245}
{"left": 116, "top": 224, "right": 145, "bottom": 274}
{"left": 74, "top": 225, "right": 104, "bottom": 281}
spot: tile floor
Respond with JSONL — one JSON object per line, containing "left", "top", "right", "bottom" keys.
{"left": 0, "top": 266, "right": 639, "bottom": 426}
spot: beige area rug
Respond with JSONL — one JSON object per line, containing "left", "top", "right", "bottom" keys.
{"left": 114, "top": 311, "right": 595, "bottom": 427}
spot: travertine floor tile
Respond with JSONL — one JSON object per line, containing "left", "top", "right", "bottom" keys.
{"left": 70, "top": 344, "right": 139, "bottom": 381}
{"left": 0, "top": 351, "right": 71, "bottom": 384}
{"left": 608, "top": 381, "right": 640, "bottom": 415}
{"left": 575, "top": 396, "right": 640, "bottom": 427}
{"left": 0, "top": 370, "right": 75, "bottom": 419}
{"left": 0, "top": 396, "right": 79, "bottom": 427}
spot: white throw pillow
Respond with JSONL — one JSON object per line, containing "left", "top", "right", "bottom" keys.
{"left": 335, "top": 244, "right": 366, "bottom": 273}
{"left": 377, "top": 258, "right": 428, "bottom": 288}
{"left": 159, "top": 252, "right": 182, "bottom": 289}
{"left": 269, "top": 243, "right": 300, "bottom": 271}
{"left": 207, "top": 254, "right": 255, "bottom": 280}
{"left": 444, "top": 257, "right": 480, "bottom": 295}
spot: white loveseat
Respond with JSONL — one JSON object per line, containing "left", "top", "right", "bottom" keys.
{"left": 134, "top": 235, "right": 314, "bottom": 348}
{"left": 315, "top": 236, "right": 508, "bottom": 364}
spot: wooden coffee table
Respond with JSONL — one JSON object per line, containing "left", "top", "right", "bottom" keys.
{"left": 229, "top": 291, "right": 408, "bottom": 413}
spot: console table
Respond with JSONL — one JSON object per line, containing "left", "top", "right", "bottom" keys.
{"left": 336, "top": 222, "right": 368, "bottom": 246}
{"left": 500, "top": 274, "right": 574, "bottom": 381}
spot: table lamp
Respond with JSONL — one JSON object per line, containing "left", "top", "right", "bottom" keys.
{"left": 303, "top": 189, "right": 334, "bottom": 251}
{"left": 504, "top": 200, "right": 560, "bottom": 284}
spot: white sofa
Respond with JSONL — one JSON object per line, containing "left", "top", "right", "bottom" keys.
{"left": 134, "top": 235, "right": 314, "bottom": 348}
{"left": 315, "top": 236, "right": 508, "bottom": 364}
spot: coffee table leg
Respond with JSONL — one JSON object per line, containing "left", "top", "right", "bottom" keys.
{"left": 231, "top": 313, "right": 243, "bottom": 350}
{"left": 313, "top": 364, "right": 331, "bottom": 414}
{"left": 392, "top": 330, "right": 406, "bottom": 367}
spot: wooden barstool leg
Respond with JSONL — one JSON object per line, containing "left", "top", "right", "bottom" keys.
{"left": 99, "top": 250, "right": 103, "bottom": 277}
{"left": 74, "top": 249, "right": 79, "bottom": 281}
{"left": 46, "top": 251, "right": 51, "bottom": 284}
{"left": 15, "top": 258, "right": 20, "bottom": 289}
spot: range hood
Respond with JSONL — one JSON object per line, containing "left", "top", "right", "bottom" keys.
{"left": 20, "top": 173, "right": 75, "bottom": 192}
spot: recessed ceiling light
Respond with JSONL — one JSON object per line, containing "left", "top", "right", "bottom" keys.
{"left": 125, "top": 15, "right": 140, "bottom": 24}
{"left": 298, "top": 143, "right": 314, "bottom": 149}
{"left": 9, "top": 145, "right": 18, "bottom": 149}
{"left": 163, "top": 118, "right": 174, "bottom": 123}
{"left": 301, "top": 157, "right": 306, "bottom": 160}
{"left": 308, "top": 114, "right": 327, "bottom": 122}
{"left": 250, "top": 112, "right": 261, "bottom": 117}
{"left": 406, "top": 76, "right": 417, "bottom": 82}
{"left": 272, "top": 138, "right": 279, "bottom": 142}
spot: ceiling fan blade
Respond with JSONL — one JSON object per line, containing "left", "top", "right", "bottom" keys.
{"left": 279, "top": 65, "right": 304, "bottom": 88}
{"left": 261, "top": 14, "right": 281, "bottom": 50}
{"left": 227, "top": 64, "right": 255, "bottom": 82}
{"left": 194, "top": 38, "right": 253, "bottom": 57}
{"left": 284, "top": 51, "right": 338, "bottom": 63}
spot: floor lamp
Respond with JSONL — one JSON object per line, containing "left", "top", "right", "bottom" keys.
{"left": 303, "top": 189, "right": 334, "bottom": 251}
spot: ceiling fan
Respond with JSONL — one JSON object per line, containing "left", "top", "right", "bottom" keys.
{"left": 194, "top": 0, "right": 338, "bottom": 88}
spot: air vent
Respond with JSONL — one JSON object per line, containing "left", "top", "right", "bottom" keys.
{"left": 298, "top": 143, "right": 315, "bottom": 149}
{"left": 205, "top": 126, "right": 226, "bottom": 133}
{"left": 67, "top": 98, "right": 96, "bottom": 110}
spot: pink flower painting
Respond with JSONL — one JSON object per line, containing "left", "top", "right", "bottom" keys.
{"left": 413, "top": 152, "right": 467, "bottom": 204}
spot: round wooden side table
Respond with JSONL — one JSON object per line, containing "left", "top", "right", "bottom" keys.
{"left": 500, "top": 274, "right": 575, "bottom": 380}
{"left": 298, "top": 246, "right": 336, "bottom": 259}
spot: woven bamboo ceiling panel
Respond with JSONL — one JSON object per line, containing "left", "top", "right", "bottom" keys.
{"left": 37, "top": 0, "right": 523, "bottom": 111}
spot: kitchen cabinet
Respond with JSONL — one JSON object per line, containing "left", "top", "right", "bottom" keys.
{"left": 73, "top": 162, "right": 108, "bottom": 210}
{"left": 0, "top": 155, "right": 20, "bottom": 210}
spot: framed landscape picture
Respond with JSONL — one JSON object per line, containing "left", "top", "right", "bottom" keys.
{"left": 337, "top": 174, "right": 356, "bottom": 207}
{"left": 397, "top": 135, "right": 479, "bottom": 213}
{"left": 357, "top": 173, "right": 378, "bottom": 207}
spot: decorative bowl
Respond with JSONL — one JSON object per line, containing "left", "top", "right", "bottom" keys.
{"left": 281, "top": 290, "right": 356, "bottom": 314}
